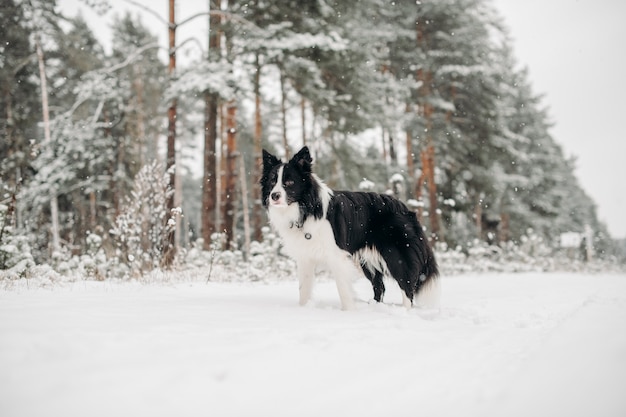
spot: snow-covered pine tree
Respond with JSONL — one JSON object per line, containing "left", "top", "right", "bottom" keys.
{"left": 411, "top": 0, "right": 507, "bottom": 242}
{"left": 0, "top": 184, "right": 34, "bottom": 278}
{"left": 0, "top": 229, "right": 35, "bottom": 279}
{"left": 0, "top": 0, "right": 41, "bottom": 208}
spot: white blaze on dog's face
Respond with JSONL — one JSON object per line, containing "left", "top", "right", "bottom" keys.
{"left": 269, "top": 166, "right": 288, "bottom": 207}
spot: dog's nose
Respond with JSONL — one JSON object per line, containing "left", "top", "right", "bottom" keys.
{"left": 271, "top": 192, "right": 281, "bottom": 201}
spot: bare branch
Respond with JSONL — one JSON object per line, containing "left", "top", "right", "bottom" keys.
{"left": 121, "top": 0, "right": 169, "bottom": 26}
{"left": 119, "top": 3, "right": 263, "bottom": 34}
{"left": 67, "top": 42, "right": 160, "bottom": 116}
{"left": 12, "top": 54, "right": 37, "bottom": 76}
{"left": 106, "top": 41, "right": 161, "bottom": 72}
{"left": 175, "top": 37, "right": 206, "bottom": 58}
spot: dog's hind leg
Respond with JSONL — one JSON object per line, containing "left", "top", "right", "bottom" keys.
{"left": 380, "top": 246, "right": 416, "bottom": 309}
{"left": 361, "top": 266, "right": 385, "bottom": 302}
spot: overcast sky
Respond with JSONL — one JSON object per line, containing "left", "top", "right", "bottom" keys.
{"left": 58, "top": 0, "right": 626, "bottom": 239}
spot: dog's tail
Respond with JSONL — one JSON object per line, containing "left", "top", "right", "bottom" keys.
{"left": 413, "top": 215, "right": 441, "bottom": 309}
{"left": 415, "top": 271, "right": 441, "bottom": 308}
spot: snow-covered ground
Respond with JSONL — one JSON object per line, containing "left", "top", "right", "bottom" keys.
{"left": 1, "top": 272, "right": 625, "bottom": 417}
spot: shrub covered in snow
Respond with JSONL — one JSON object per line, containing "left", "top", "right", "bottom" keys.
{"left": 108, "top": 162, "right": 179, "bottom": 278}
{"left": 0, "top": 203, "right": 35, "bottom": 280}
{"left": 53, "top": 233, "right": 109, "bottom": 280}
{"left": 1, "top": 205, "right": 623, "bottom": 284}
{"left": 248, "top": 227, "right": 296, "bottom": 280}
{"left": 183, "top": 228, "right": 296, "bottom": 283}
{"left": 434, "top": 227, "right": 625, "bottom": 275}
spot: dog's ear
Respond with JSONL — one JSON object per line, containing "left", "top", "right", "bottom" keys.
{"left": 290, "top": 146, "right": 313, "bottom": 173}
{"left": 262, "top": 149, "right": 281, "bottom": 171}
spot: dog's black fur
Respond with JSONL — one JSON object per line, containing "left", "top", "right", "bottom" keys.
{"left": 326, "top": 190, "right": 438, "bottom": 302}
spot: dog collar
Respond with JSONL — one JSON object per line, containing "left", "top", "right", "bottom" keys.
{"left": 289, "top": 220, "right": 303, "bottom": 229}
{"left": 289, "top": 221, "right": 312, "bottom": 240}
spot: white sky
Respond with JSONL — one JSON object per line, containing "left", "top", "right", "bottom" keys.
{"left": 58, "top": 0, "right": 626, "bottom": 239}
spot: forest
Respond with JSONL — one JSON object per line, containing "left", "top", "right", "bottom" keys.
{"left": 1, "top": 0, "right": 624, "bottom": 279}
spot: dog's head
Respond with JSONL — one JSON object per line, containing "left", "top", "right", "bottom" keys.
{"left": 261, "top": 146, "right": 314, "bottom": 209}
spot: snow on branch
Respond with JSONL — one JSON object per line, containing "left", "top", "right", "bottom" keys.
{"left": 165, "top": 60, "right": 238, "bottom": 101}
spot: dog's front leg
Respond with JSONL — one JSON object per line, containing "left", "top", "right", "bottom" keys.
{"left": 297, "top": 259, "right": 315, "bottom": 306}
{"left": 331, "top": 252, "right": 357, "bottom": 311}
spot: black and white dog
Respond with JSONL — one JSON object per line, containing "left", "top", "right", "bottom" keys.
{"left": 261, "top": 146, "right": 439, "bottom": 310}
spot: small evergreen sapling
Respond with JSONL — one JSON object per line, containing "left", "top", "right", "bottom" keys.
{"left": 109, "top": 162, "right": 179, "bottom": 278}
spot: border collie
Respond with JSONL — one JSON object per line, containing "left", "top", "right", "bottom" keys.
{"left": 261, "top": 146, "right": 439, "bottom": 310}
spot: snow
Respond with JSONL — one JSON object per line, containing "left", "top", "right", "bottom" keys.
{"left": 1, "top": 272, "right": 626, "bottom": 417}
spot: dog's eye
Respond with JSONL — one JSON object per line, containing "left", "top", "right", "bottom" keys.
{"left": 284, "top": 180, "right": 295, "bottom": 187}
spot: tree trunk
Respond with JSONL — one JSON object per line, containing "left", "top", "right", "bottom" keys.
{"left": 499, "top": 211, "right": 510, "bottom": 243}
{"left": 174, "top": 147, "right": 183, "bottom": 248}
{"left": 301, "top": 96, "right": 307, "bottom": 147}
{"left": 415, "top": 13, "right": 440, "bottom": 242}
{"left": 163, "top": 0, "right": 177, "bottom": 267}
{"left": 35, "top": 35, "right": 60, "bottom": 254}
{"left": 279, "top": 67, "right": 290, "bottom": 158}
{"left": 475, "top": 198, "right": 483, "bottom": 238}
{"left": 381, "top": 128, "right": 388, "bottom": 163}
{"left": 90, "top": 191, "right": 97, "bottom": 229}
{"left": 424, "top": 142, "right": 441, "bottom": 242}
{"left": 405, "top": 102, "right": 414, "bottom": 177}
{"left": 202, "top": 93, "right": 218, "bottom": 249}
{"left": 219, "top": 104, "right": 226, "bottom": 234}
{"left": 201, "top": 0, "right": 221, "bottom": 251}
{"left": 104, "top": 109, "right": 120, "bottom": 222}
{"left": 221, "top": 101, "right": 238, "bottom": 246}
{"left": 388, "top": 131, "right": 397, "bottom": 166}
{"left": 239, "top": 153, "right": 251, "bottom": 259}
{"left": 414, "top": 162, "right": 426, "bottom": 223}
{"left": 133, "top": 62, "right": 146, "bottom": 168}
{"left": 251, "top": 55, "right": 264, "bottom": 242}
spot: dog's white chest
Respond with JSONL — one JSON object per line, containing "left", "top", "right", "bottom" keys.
{"left": 268, "top": 205, "right": 338, "bottom": 262}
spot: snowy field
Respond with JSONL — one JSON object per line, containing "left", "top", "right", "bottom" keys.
{"left": 1, "top": 272, "right": 626, "bottom": 417}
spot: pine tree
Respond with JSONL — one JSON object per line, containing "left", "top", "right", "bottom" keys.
{"left": 0, "top": 0, "right": 40, "bottom": 198}
{"left": 413, "top": 0, "right": 505, "bottom": 242}
{"left": 48, "top": 14, "right": 105, "bottom": 114}
{"left": 110, "top": 12, "right": 166, "bottom": 220}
